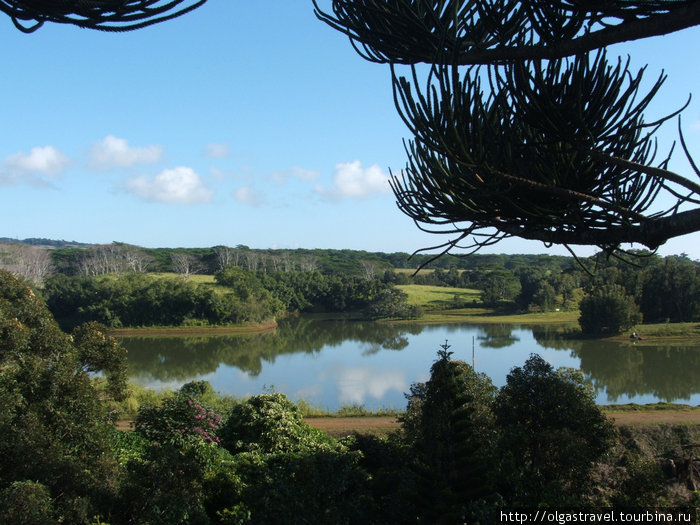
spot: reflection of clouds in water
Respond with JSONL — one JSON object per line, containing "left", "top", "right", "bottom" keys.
{"left": 336, "top": 367, "right": 406, "bottom": 405}
{"left": 294, "top": 384, "right": 323, "bottom": 403}
{"left": 362, "top": 343, "right": 382, "bottom": 356}
{"left": 131, "top": 378, "right": 184, "bottom": 392}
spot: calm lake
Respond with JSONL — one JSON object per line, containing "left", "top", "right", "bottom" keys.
{"left": 118, "top": 316, "right": 700, "bottom": 411}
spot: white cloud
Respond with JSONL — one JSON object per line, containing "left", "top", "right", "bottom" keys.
{"left": 691, "top": 118, "right": 700, "bottom": 132}
{"left": 90, "top": 135, "right": 163, "bottom": 170}
{"left": 1, "top": 145, "right": 70, "bottom": 186}
{"left": 125, "top": 167, "right": 213, "bottom": 204}
{"left": 235, "top": 186, "right": 265, "bottom": 206}
{"left": 204, "top": 142, "right": 230, "bottom": 158}
{"left": 4, "top": 145, "right": 70, "bottom": 175}
{"left": 315, "top": 160, "right": 390, "bottom": 199}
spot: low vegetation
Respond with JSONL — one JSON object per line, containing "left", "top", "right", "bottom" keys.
{"left": 1, "top": 269, "right": 698, "bottom": 524}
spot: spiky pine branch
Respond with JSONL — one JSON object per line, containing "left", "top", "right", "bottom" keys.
{"left": 316, "top": 0, "right": 700, "bottom": 259}
{"left": 1, "top": 0, "right": 207, "bottom": 33}
{"left": 314, "top": 0, "right": 700, "bottom": 65}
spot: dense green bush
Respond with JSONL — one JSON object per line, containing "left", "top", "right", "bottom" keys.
{"left": 214, "top": 393, "right": 371, "bottom": 524}
{"left": 494, "top": 354, "right": 617, "bottom": 506}
{"left": 230, "top": 267, "right": 394, "bottom": 315}
{"left": 118, "top": 382, "right": 227, "bottom": 524}
{"left": 0, "top": 270, "right": 125, "bottom": 523}
{"left": 219, "top": 393, "right": 335, "bottom": 455}
{"left": 579, "top": 284, "right": 642, "bottom": 335}
{"left": 43, "top": 273, "right": 283, "bottom": 329}
{"left": 364, "top": 287, "right": 423, "bottom": 320}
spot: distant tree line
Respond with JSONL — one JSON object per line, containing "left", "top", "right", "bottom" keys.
{"left": 3, "top": 240, "right": 698, "bottom": 330}
{"left": 390, "top": 251, "right": 700, "bottom": 331}
{"left": 1, "top": 239, "right": 575, "bottom": 279}
{"left": 42, "top": 273, "right": 284, "bottom": 330}
{"left": 41, "top": 265, "right": 422, "bottom": 329}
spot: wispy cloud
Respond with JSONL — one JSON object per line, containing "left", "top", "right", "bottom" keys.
{"left": 271, "top": 166, "right": 321, "bottom": 184}
{"left": 691, "top": 118, "right": 700, "bottom": 132}
{"left": 204, "top": 142, "right": 230, "bottom": 158}
{"left": 89, "top": 135, "right": 163, "bottom": 170}
{"left": 315, "top": 160, "right": 390, "bottom": 199}
{"left": 234, "top": 186, "right": 266, "bottom": 206}
{"left": 125, "top": 167, "right": 213, "bottom": 204}
{"left": 0, "top": 145, "right": 70, "bottom": 186}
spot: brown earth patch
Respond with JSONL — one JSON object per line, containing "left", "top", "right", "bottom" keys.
{"left": 305, "top": 416, "right": 401, "bottom": 438}
{"left": 305, "top": 410, "right": 700, "bottom": 438}
{"left": 604, "top": 409, "right": 700, "bottom": 426}
{"left": 114, "top": 410, "right": 700, "bottom": 438}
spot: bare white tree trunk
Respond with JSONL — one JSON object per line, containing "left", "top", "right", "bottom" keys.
{"left": 281, "top": 251, "right": 295, "bottom": 272}
{"left": 360, "top": 260, "right": 378, "bottom": 280}
{"left": 0, "top": 243, "right": 53, "bottom": 284}
{"left": 300, "top": 255, "right": 318, "bottom": 272}
{"left": 214, "top": 245, "right": 233, "bottom": 270}
{"left": 124, "top": 248, "right": 152, "bottom": 273}
{"left": 171, "top": 252, "right": 200, "bottom": 280}
{"left": 244, "top": 251, "right": 259, "bottom": 271}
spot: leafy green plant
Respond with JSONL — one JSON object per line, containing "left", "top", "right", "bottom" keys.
{"left": 135, "top": 385, "right": 223, "bottom": 448}
{"left": 0, "top": 271, "right": 122, "bottom": 523}
{"left": 579, "top": 284, "right": 642, "bottom": 335}
{"left": 494, "top": 354, "right": 617, "bottom": 506}
{"left": 219, "top": 393, "right": 335, "bottom": 455}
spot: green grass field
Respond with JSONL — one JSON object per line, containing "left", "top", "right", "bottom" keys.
{"left": 397, "top": 284, "right": 481, "bottom": 308}
{"left": 396, "top": 283, "right": 582, "bottom": 324}
{"left": 151, "top": 272, "right": 216, "bottom": 285}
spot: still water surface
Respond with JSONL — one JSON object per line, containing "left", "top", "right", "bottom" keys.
{"left": 119, "top": 316, "right": 700, "bottom": 411}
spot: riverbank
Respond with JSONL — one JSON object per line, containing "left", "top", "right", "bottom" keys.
{"left": 107, "top": 321, "right": 278, "bottom": 337}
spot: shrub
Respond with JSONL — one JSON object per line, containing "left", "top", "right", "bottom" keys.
{"left": 0, "top": 271, "right": 122, "bottom": 523}
{"left": 579, "top": 284, "right": 642, "bottom": 335}
{"left": 219, "top": 393, "right": 334, "bottom": 455}
{"left": 494, "top": 354, "right": 617, "bottom": 506}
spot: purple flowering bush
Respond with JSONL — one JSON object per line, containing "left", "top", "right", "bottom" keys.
{"left": 134, "top": 385, "right": 222, "bottom": 448}
{"left": 120, "top": 382, "right": 226, "bottom": 523}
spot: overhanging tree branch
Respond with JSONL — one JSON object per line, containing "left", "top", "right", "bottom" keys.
{"left": 317, "top": 0, "right": 700, "bottom": 259}
{"left": 1, "top": 0, "right": 207, "bottom": 33}
{"left": 315, "top": 0, "right": 700, "bottom": 65}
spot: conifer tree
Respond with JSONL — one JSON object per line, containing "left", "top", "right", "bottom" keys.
{"left": 315, "top": 1, "right": 700, "bottom": 260}
{"left": 403, "top": 341, "right": 498, "bottom": 522}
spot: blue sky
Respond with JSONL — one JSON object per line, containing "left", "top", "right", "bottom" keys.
{"left": 1, "top": 2, "right": 699, "bottom": 260}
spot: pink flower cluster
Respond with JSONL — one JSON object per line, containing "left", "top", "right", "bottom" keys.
{"left": 187, "top": 399, "right": 222, "bottom": 444}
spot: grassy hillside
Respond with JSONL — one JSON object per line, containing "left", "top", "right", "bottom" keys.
{"left": 397, "top": 283, "right": 481, "bottom": 309}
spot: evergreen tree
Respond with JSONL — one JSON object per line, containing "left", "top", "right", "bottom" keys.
{"left": 402, "top": 341, "right": 498, "bottom": 523}
{"left": 315, "top": 1, "right": 700, "bottom": 260}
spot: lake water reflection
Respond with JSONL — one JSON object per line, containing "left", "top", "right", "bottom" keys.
{"left": 119, "top": 316, "right": 700, "bottom": 411}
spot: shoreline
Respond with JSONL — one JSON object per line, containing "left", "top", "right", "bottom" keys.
{"left": 105, "top": 314, "right": 700, "bottom": 343}
{"left": 107, "top": 321, "right": 278, "bottom": 337}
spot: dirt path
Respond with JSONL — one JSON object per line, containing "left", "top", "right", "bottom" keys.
{"left": 114, "top": 410, "right": 700, "bottom": 438}
{"left": 604, "top": 410, "right": 700, "bottom": 426}
{"left": 305, "top": 416, "right": 401, "bottom": 437}
{"left": 305, "top": 410, "right": 700, "bottom": 438}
